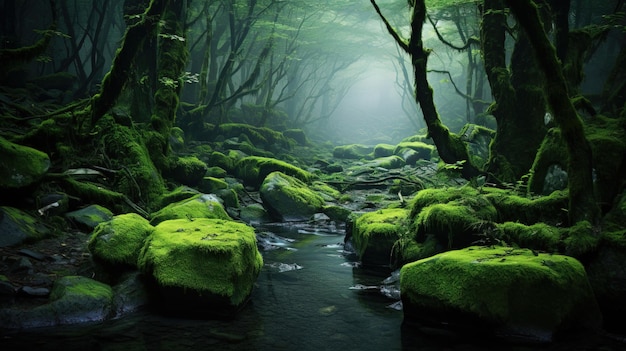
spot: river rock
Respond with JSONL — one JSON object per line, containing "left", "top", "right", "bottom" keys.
{"left": 138, "top": 218, "right": 263, "bottom": 316}
{"left": 65, "top": 204, "right": 114, "bottom": 231}
{"left": 260, "top": 171, "right": 325, "bottom": 221}
{"left": 88, "top": 213, "right": 154, "bottom": 270}
{"left": 150, "top": 193, "right": 230, "bottom": 225}
{"left": 0, "top": 276, "right": 114, "bottom": 329}
{"left": 400, "top": 246, "right": 602, "bottom": 343}
{"left": 0, "top": 206, "right": 51, "bottom": 247}
{"left": 0, "top": 136, "right": 50, "bottom": 189}
{"left": 348, "top": 208, "right": 409, "bottom": 266}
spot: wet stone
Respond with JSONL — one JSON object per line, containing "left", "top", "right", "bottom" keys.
{"left": 18, "top": 248, "right": 46, "bottom": 261}
{"left": 19, "top": 286, "right": 50, "bottom": 297}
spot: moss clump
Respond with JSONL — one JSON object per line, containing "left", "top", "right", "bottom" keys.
{"left": 209, "top": 151, "right": 235, "bottom": 172}
{"left": 235, "top": 156, "right": 312, "bottom": 189}
{"left": 527, "top": 128, "right": 567, "bottom": 195}
{"left": 138, "top": 218, "right": 263, "bottom": 307}
{"left": 393, "top": 141, "right": 435, "bottom": 160}
{"left": 88, "top": 213, "right": 153, "bottom": 268}
{"left": 374, "top": 143, "right": 395, "bottom": 158}
{"left": 483, "top": 188, "right": 569, "bottom": 225}
{"left": 215, "top": 123, "right": 288, "bottom": 148}
{"left": 351, "top": 208, "right": 409, "bottom": 265}
{"left": 0, "top": 136, "right": 50, "bottom": 189}
{"left": 198, "top": 176, "right": 228, "bottom": 194}
{"left": 150, "top": 194, "right": 230, "bottom": 225}
{"left": 400, "top": 246, "right": 601, "bottom": 337}
{"left": 367, "top": 155, "right": 405, "bottom": 169}
{"left": 283, "top": 129, "right": 307, "bottom": 145}
{"left": 332, "top": 144, "right": 374, "bottom": 159}
{"left": 310, "top": 181, "right": 341, "bottom": 201}
{"left": 562, "top": 220, "right": 599, "bottom": 258}
{"left": 409, "top": 186, "right": 480, "bottom": 218}
{"left": 0, "top": 206, "right": 51, "bottom": 246}
{"left": 260, "top": 171, "right": 325, "bottom": 221}
{"left": 495, "top": 222, "right": 560, "bottom": 252}
{"left": 165, "top": 155, "right": 207, "bottom": 186}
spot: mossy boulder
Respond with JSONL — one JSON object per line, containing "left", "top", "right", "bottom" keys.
{"left": 165, "top": 155, "right": 207, "bottom": 186}
{"left": 0, "top": 206, "right": 51, "bottom": 247}
{"left": 65, "top": 204, "right": 114, "bottom": 232}
{"left": 0, "top": 276, "right": 114, "bottom": 329}
{"left": 494, "top": 222, "right": 561, "bottom": 252}
{"left": 401, "top": 246, "right": 602, "bottom": 343}
{"left": 483, "top": 188, "right": 569, "bottom": 226}
{"left": 88, "top": 213, "right": 154, "bottom": 269}
{"left": 209, "top": 151, "right": 235, "bottom": 172}
{"left": 332, "top": 144, "right": 374, "bottom": 159}
{"left": 410, "top": 187, "right": 498, "bottom": 249}
{"left": 260, "top": 171, "right": 325, "bottom": 222}
{"left": 349, "top": 208, "right": 409, "bottom": 266}
{"left": 0, "top": 136, "right": 50, "bottom": 189}
{"left": 198, "top": 176, "right": 228, "bottom": 194}
{"left": 138, "top": 218, "right": 263, "bottom": 315}
{"left": 366, "top": 155, "right": 405, "bottom": 169}
{"left": 283, "top": 129, "right": 308, "bottom": 145}
{"left": 235, "top": 156, "right": 312, "bottom": 189}
{"left": 240, "top": 204, "right": 271, "bottom": 225}
{"left": 150, "top": 194, "right": 230, "bottom": 225}
{"left": 393, "top": 141, "right": 435, "bottom": 163}
{"left": 374, "top": 143, "right": 395, "bottom": 158}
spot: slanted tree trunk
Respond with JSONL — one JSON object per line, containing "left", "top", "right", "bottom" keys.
{"left": 506, "top": 0, "right": 599, "bottom": 225}
{"left": 371, "top": 0, "right": 479, "bottom": 179}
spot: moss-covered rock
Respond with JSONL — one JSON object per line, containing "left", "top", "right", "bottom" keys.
{"left": 410, "top": 187, "right": 498, "bottom": 249}
{"left": 214, "top": 123, "right": 289, "bottom": 149}
{"left": 209, "top": 151, "right": 235, "bottom": 172}
{"left": 235, "top": 156, "right": 312, "bottom": 189}
{"left": 0, "top": 136, "right": 50, "bottom": 189}
{"left": 0, "top": 276, "right": 114, "bottom": 329}
{"left": 150, "top": 193, "right": 229, "bottom": 225}
{"left": 322, "top": 205, "right": 352, "bottom": 223}
{"left": 350, "top": 208, "right": 409, "bottom": 266}
{"left": 88, "top": 213, "right": 153, "bottom": 269}
{"left": 374, "top": 143, "right": 395, "bottom": 158}
{"left": 260, "top": 171, "right": 325, "bottom": 222}
{"left": 401, "top": 246, "right": 602, "bottom": 343}
{"left": 332, "top": 144, "right": 374, "bottom": 159}
{"left": 483, "top": 188, "right": 569, "bottom": 226}
{"left": 495, "top": 222, "right": 561, "bottom": 252}
{"left": 0, "top": 206, "right": 51, "bottom": 247}
{"left": 138, "top": 218, "right": 263, "bottom": 314}
{"left": 283, "top": 129, "right": 308, "bottom": 145}
{"left": 65, "top": 204, "right": 114, "bottom": 232}
{"left": 198, "top": 176, "right": 228, "bottom": 194}
{"left": 393, "top": 141, "right": 435, "bottom": 163}
{"left": 366, "top": 155, "right": 405, "bottom": 169}
{"left": 240, "top": 204, "right": 271, "bottom": 225}
{"left": 165, "top": 155, "right": 207, "bottom": 186}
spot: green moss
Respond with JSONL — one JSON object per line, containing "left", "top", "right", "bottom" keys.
{"left": 138, "top": 218, "right": 263, "bottom": 306}
{"left": 413, "top": 197, "right": 497, "bottom": 249}
{"left": 352, "top": 209, "right": 409, "bottom": 264}
{"left": 322, "top": 205, "right": 352, "bottom": 222}
{"left": 394, "top": 141, "right": 435, "bottom": 160}
{"left": 367, "top": 155, "right": 405, "bottom": 169}
{"left": 150, "top": 194, "right": 230, "bottom": 225}
{"left": 157, "top": 186, "right": 199, "bottom": 208}
{"left": 374, "top": 143, "right": 395, "bottom": 158}
{"left": 0, "top": 206, "right": 51, "bottom": 246}
{"left": 528, "top": 128, "right": 567, "bottom": 195}
{"left": 409, "top": 186, "right": 480, "bottom": 219}
{"left": 198, "top": 176, "right": 228, "bottom": 194}
{"left": 310, "top": 181, "right": 341, "bottom": 201}
{"left": 495, "top": 222, "right": 560, "bottom": 252}
{"left": 562, "top": 220, "right": 599, "bottom": 258}
{"left": 0, "top": 136, "right": 50, "bottom": 188}
{"left": 332, "top": 144, "right": 374, "bottom": 159}
{"left": 165, "top": 155, "right": 207, "bottom": 186}
{"left": 235, "top": 156, "right": 312, "bottom": 189}
{"left": 400, "top": 246, "right": 599, "bottom": 331}
{"left": 216, "top": 123, "right": 287, "bottom": 148}
{"left": 49, "top": 275, "right": 112, "bottom": 303}
{"left": 209, "top": 151, "right": 235, "bottom": 172}
{"left": 260, "top": 171, "right": 325, "bottom": 221}
{"left": 483, "top": 188, "right": 569, "bottom": 225}
{"left": 88, "top": 213, "right": 154, "bottom": 268}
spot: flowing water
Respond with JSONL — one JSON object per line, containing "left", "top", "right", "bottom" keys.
{"left": 0, "top": 223, "right": 407, "bottom": 351}
{"left": 2, "top": 222, "right": 625, "bottom": 351}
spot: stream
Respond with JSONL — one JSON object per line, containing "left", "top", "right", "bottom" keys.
{"left": 2, "top": 221, "right": 624, "bottom": 351}
{"left": 1, "top": 222, "right": 408, "bottom": 351}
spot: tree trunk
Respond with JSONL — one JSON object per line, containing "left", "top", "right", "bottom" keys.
{"left": 506, "top": 0, "right": 599, "bottom": 225}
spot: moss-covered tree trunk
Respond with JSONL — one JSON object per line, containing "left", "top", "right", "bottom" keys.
{"left": 371, "top": 0, "right": 479, "bottom": 179}
{"left": 506, "top": 0, "right": 599, "bottom": 225}
{"left": 480, "top": 0, "right": 547, "bottom": 183}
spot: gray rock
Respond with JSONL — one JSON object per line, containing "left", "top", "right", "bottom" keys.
{"left": 65, "top": 204, "right": 114, "bottom": 231}
{"left": 19, "top": 286, "right": 50, "bottom": 297}
{"left": 0, "top": 136, "right": 50, "bottom": 189}
{"left": 0, "top": 206, "right": 51, "bottom": 247}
